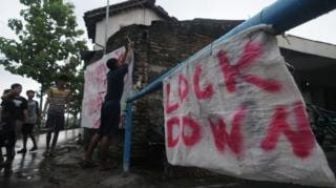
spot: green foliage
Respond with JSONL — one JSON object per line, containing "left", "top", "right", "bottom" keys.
{"left": 0, "top": 0, "right": 87, "bottom": 115}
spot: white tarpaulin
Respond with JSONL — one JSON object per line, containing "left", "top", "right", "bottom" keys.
{"left": 81, "top": 47, "right": 134, "bottom": 129}
{"left": 163, "top": 26, "right": 336, "bottom": 187}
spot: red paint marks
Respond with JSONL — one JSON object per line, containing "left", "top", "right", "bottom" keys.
{"left": 95, "top": 63, "right": 108, "bottom": 83}
{"left": 193, "top": 64, "right": 214, "bottom": 99}
{"left": 182, "top": 116, "right": 202, "bottom": 147}
{"left": 178, "top": 74, "right": 189, "bottom": 102}
{"left": 217, "top": 41, "right": 281, "bottom": 93}
{"left": 166, "top": 116, "right": 202, "bottom": 148}
{"left": 209, "top": 106, "right": 247, "bottom": 155}
{"left": 164, "top": 40, "right": 315, "bottom": 159}
{"left": 244, "top": 75, "right": 281, "bottom": 93}
{"left": 166, "top": 64, "right": 214, "bottom": 114}
{"left": 261, "top": 102, "right": 315, "bottom": 158}
{"left": 165, "top": 83, "right": 179, "bottom": 114}
{"left": 217, "top": 50, "right": 236, "bottom": 92}
{"left": 236, "top": 41, "right": 263, "bottom": 69}
{"left": 166, "top": 103, "right": 315, "bottom": 159}
{"left": 167, "top": 117, "right": 180, "bottom": 147}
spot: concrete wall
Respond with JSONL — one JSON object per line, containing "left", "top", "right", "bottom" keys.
{"left": 94, "top": 8, "right": 163, "bottom": 50}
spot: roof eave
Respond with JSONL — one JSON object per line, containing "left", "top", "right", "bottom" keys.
{"left": 83, "top": 0, "right": 176, "bottom": 42}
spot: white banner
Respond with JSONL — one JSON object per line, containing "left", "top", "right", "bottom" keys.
{"left": 163, "top": 26, "right": 335, "bottom": 187}
{"left": 81, "top": 47, "right": 134, "bottom": 129}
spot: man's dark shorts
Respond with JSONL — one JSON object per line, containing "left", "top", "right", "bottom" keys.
{"left": 46, "top": 112, "right": 65, "bottom": 132}
{"left": 0, "top": 122, "right": 16, "bottom": 147}
{"left": 98, "top": 100, "right": 121, "bottom": 137}
{"left": 22, "top": 123, "right": 35, "bottom": 135}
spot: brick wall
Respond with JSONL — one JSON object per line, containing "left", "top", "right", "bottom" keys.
{"left": 103, "top": 19, "right": 242, "bottom": 163}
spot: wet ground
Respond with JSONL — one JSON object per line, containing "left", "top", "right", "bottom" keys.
{"left": 0, "top": 129, "right": 80, "bottom": 188}
{"left": 1, "top": 130, "right": 336, "bottom": 188}
{"left": 35, "top": 149, "right": 336, "bottom": 188}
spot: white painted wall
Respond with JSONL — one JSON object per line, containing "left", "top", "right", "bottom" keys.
{"left": 278, "top": 35, "right": 336, "bottom": 59}
{"left": 94, "top": 8, "right": 163, "bottom": 50}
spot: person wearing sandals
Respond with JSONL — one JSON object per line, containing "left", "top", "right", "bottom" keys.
{"left": 42, "top": 75, "right": 71, "bottom": 157}
{"left": 17, "top": 90, "right": 39, "bottom": 154}
{"left": 82, "top": 43, "right": 132, "bottom": 169}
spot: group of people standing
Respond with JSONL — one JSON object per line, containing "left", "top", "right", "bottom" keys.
{"left": 1, "top": 42, "right": 132, "bottom": 175}
{"left": 0, "top": 75, "right": 71, "bottom": 176}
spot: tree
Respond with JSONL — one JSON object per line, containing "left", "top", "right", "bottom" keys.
{"left": 66, "top": 56, "right": 85, "bottom": 125}
{"left": 0, "top": 0, "right": 87, "bottom": 112}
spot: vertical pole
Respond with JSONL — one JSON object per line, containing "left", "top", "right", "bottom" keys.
{"left": 123, "top": 102, "right": 133, "bottom": 173}
{"left": 39, "top": 86, "right": 44, "bottom": 130}
{"left": 104, "top": 0, "right": 110, "bottom": 54}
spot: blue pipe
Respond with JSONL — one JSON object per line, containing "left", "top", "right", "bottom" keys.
{"left": 123, "top": 102, "right": 133, "bottom": 172}
{"left": 127, "top": 0, "right": 336, "bottom": 102}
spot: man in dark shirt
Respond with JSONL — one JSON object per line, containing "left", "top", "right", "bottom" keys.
{"left": 0, "top": 89, "right": 14, "bottom": 174}
{"left": 82, "top": 44, "right": 131, "bottom": 169}
{"left": 1, "top": 89, "right": 16, "bottom": 131}
{"left": 9, "top": 84, "right": 28, "bottom": 140}
{"left": 0, "top": 84, "right": 28, "bottom": 176}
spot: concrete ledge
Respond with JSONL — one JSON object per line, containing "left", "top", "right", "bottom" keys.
{"left": 278, "top": 35, "right": 336, "bottom": 59}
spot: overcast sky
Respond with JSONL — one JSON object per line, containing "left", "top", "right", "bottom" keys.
{"left": 1, "top": 0, "right": 336, "bottom": 96}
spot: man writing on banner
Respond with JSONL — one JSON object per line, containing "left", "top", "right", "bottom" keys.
{"left": 82, "top": 41, "right": 133, "bottom": 169}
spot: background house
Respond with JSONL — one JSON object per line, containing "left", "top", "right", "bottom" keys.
{"left": 84, "top": 0, "right": 176, "bottom": 50}
{"left": 278, "top": 36, "right": 336, "bottom": 110}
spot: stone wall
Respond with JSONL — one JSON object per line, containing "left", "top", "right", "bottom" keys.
{"left": 103, "top": 19, "right": 242, "bottom": 162}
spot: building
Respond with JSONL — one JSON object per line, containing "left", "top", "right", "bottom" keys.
{"left": 278, "top": 35, "right": 336, "bottom": 110}
{"left": 84, "top": 0, "right": 176, "bottom": 50}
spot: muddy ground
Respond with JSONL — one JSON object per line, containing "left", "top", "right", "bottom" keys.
{"left": 36, "top": 142, "right": 333, "bottom": 188}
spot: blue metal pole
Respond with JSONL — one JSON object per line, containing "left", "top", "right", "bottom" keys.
{"left": 123, "top": 102, "right": 133, "bottom": 173}
{"left": 127, "top": 0, "right": 336, "bottom": 103}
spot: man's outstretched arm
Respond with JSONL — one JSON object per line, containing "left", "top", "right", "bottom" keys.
{"left": 119, "top": 40, "right": 133, "bottom": 65}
